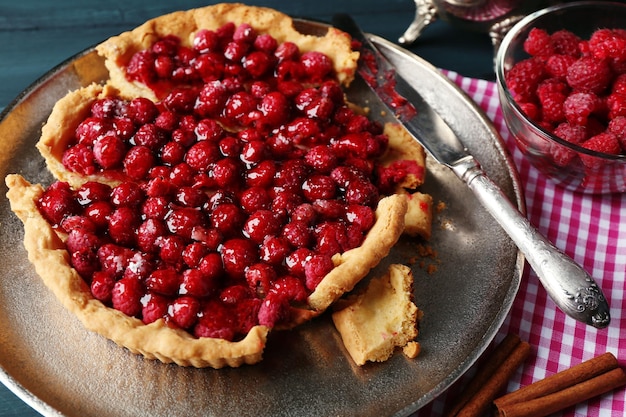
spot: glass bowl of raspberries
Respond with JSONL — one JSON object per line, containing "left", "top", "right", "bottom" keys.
{"left": 495, "top": 1, "right": 626, "bottom": 194}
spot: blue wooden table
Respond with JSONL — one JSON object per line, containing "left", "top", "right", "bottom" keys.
{"left": 0, "top": 1, "right": 494, "bottom": 415}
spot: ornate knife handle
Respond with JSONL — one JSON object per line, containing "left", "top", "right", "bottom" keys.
{"left": 452, "top": 158, "right": 611, "bottom": 329}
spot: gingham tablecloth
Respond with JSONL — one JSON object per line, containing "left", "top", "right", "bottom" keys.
{"left": 417, "top": 70, "right": 626, "bottom": 416}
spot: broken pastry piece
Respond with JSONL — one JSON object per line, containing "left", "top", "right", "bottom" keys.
{"left": 332, "top": 264, "right": 421, "bottom": 366}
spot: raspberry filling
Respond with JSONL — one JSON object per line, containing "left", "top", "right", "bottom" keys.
{"left": 506, "top": 27, "right": 626, "bottom": 167}
{"left": 38, "top": 23, "right": 413, "bottom": 341}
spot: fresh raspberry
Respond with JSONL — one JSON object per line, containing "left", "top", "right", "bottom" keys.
{"left": 581, "top": 132, "right": 621, "bottom": 168}
{"left": 517, "top": 102, "right": 540, "bottom": 121}
{"left": 299, "top": 51, "right": 333, "bottom": 82}
{"left": 113, "top": 117, "right": 136, "bottom": 141}
{"left": 313, "top": 221, "right": 347, "bottom": 255}
{"left": 141, "top": 293, "right": 169, "bottom": 324}
{"left": 220, "top": 238, "right": 258, "bottom": 279}
{"left": 145, "top": 267, "right": 180, "bottom": 296}
{"left": 163, "top": 87, "right": 199, "bottom": 114}
{"left": 185, "top": 141, "right": 221, "bottom": 172}
{"left": 304, "top": 253, "right": 334, "bottom": 291}
{"left": 245, "top": 160, "right": 276, "bottom": 188}
{"left": 171, "top": 163, "right": 198, "bottom": 188}
{"left": 60, "top": 215, "right": 97, "bottom": 234}
{"left": 157, "top": 235, "right": 186, "bottom": 266}
{"left": 220, "top": 284, "right": 253, "bottom": 305}
{"left": 545, "top": 54, "right": 577, "bottom": 79}
{"left": 505, "top": 57, "right": 546, "bottom": 102}
{"left": 166, "top": 207, "right": 206, "bottom": 239}
{"left": 312, "top": 199, "right": 346, "bottom": 221}
{"left": 243, "top": 51, "right": 274, "bottom": 79}
{"left": 345, "top": 204, "right": 375, "bottom": 231}
{"left": 524, "top": 28, "right": 554, "bottom": 57}
{"left": 193, "top": 301, "right": 236, "bottom": 341}
{"left": 258, "top": 91, "right": 290, "bottom": 128}
{"left": 608, "top": 116, "right": 626, "bottom": 150}
{"left": 62, "top": 144, "right": 96, "bottom": 175}
{"left": 70, "top": 250, "right": 99, "bottom": 280}
{"left": 239, "top": 186, "right": 271, "bottom": 213}
{"left": 257, "top": 291, "right": 289, "bottom": 328}
{"left": 285, "top": 247, "right": 313, "bottom": 277}
{"left": 292, "top": 203, "right": 317, "bottom": 225}
{"left": 175, "top": 186, "right": 207, "bottom": 208}
{"left": 589, "top": 29, "right": 626, "bottom": 62}
{"left": 553, "top": 122, "right": 588, "bottom": 144}
{"left": 253, "top": 34, "right": 278, "bottom": 53}
{"left": 81, "top": 202, "right": 112, "bottom": 230}
{"left": 243, "top": 210, "right": 281, "bottom": 243}
{"left": 551, "top": 30, "right": 582, "bottom": 57}
{"left": 111, "top": 277, "right": 144, "bottom": 317}
{"left": 195, "top": 252, "right": 223, "bottom": 282}
{"left": 110, "top": 182, "right": 144, "bottom": 207}
{"left": 275, "top": 41, "right": 299, "bottom": 62}
{"left": 132, "top": 123, "right": 167, "bottom": 151}
{"left": 65, "top": 229, "right": 100, "bottom": 254}
{"left": 612, "top": 73, "right": 626, "bottom": 95}
{"left": 193, "top": 29, "right": 219, "bottom": 53}
{"left": 93, "top": 133, "right": 126, "bottom": 169}
{"left": 123, "top": 145, "right": 155, "bottom": 180}
{"left": 159, "top": 141, "right": 186, "bottom": 166}
{"left": 563, "top": 92, "right": 598, "bottom": 125}
{"left": 124, "top": 252, "right": 154, "bottom": 281}
{"left": 536, "top": 78, "right": 570, "bottom": 100}
{"left": 168, "top": 296, "right": 201, "bottom": 329}
{"left": 90, "top": 271, "right": 116, "bottom": 303}
{"left": 244, "top": 262, "right": 276, "bottom": 296}
{"left": 75, "top": 117, "right": 110, "bottom": 146}
{"left": 108, "top": 206, "right": 140, "bottom": 246}
{"left": 282, "top": 219, "right": 313, "bottom": 248}
{"left": 210, "top": 203, "right": 245, "bottom": 237}
{"left": 37, "top": 181, "right": 81, "bottom": 225}
{"left": 128, "top": 97, "right": 159, "bottom": 124}
{"left": 90, "top": 97, "right": 125, "bottom": 119}
{"left": 259, "top": 236, "right": 291, "bottom": 265}
{"left": 302, "top": 174, "right": 336, "bottom": 201}
{"left": 195, "top": 80, "right": 230, "bottom": 118}
{"left": 566, "top": 57, "right": 612, "bottom": 94}
{"left": 607, "top": 92, "right": 626, "bottom": 119}
{"left": 549, "top": 122, "right": 588, "bottom": 166}
{"left": 97, "top": 243, "right": 132, "bottom": 279}
{"left": 271, "top": 276, "right": 307, "bottom": 304}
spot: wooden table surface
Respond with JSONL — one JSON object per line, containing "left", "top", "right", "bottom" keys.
{"left": 0, "top": 1, "right": 495, "bottom": 416}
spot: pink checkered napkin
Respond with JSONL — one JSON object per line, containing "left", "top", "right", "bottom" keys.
{"left": 415, "top": 70, "right": 626, "bottom": 417}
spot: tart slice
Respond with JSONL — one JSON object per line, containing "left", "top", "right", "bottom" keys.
{"left": 8, "top": 3, "right": 431, "bottom": 368}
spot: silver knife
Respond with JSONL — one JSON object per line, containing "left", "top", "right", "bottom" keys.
{"left": 332, "top": 13, "right": 610, "bottom": 329}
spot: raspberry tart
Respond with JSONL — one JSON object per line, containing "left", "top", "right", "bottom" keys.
{"left": 6, "top": 3, "right": 431, "bottom": 368}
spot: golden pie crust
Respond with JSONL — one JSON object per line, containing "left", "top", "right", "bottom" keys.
{"left": 8, "top": 3, "right": 430, "bottom": 368}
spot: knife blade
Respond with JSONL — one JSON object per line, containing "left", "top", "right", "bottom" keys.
{"left": 332, "top": 13, "right": 611, "bottom": 329}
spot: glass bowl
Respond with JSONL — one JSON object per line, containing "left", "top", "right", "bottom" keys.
{"left": 495, "top": 1, "right": 626, "bottom": 194}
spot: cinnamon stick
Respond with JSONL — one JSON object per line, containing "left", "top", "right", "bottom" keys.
{"left": 495, "top": 367, "right": 626, "bottom": 417}
{"left": 494, "top": 352, "right": 619, "bottom": 408}
{"left": 445, "top": 334, "right": 522, "bottom": 417}
{"left": 451, "top": 336, "right": 531, "bottom": 417}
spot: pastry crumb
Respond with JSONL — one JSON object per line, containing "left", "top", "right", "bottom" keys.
{"left": 403, "top": 341, "right": 421, "bottom": 359}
